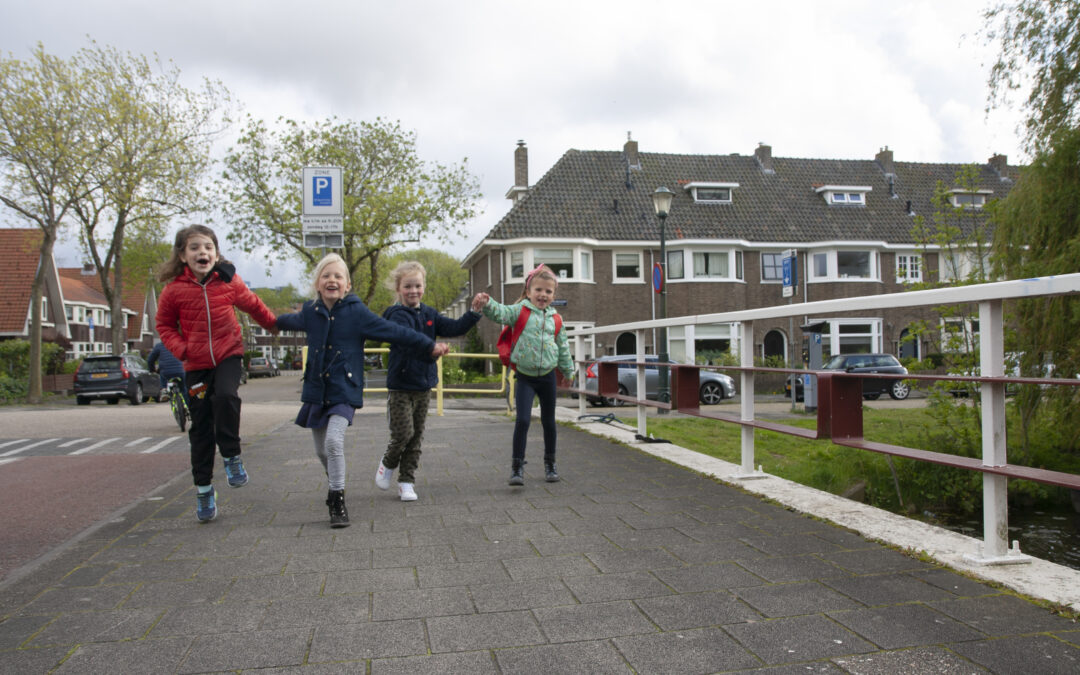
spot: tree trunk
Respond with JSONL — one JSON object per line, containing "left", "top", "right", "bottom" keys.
{"left": 110, "top": 257, "right": 126, "bottom": 355}
{"left": 28, "top": 232, "right": 57, "bottom": 403}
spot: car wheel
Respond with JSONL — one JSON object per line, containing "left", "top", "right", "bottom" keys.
{"left": 603, "top": 385, "right": 628, "bottom": 407}
{"left": 889, "top": 380, "right": 911, "bottom": 400}
{"left": 863, "top": 393, "right": 881, "bottom": 401}
{"left": 130, "top": 383, "right": 143, "bottom": 405}
{"left": 76, "top": 396, "right": 90, "bottom": 406}
{"left": 699, "top": 381, "right": 724, "bottom": 405}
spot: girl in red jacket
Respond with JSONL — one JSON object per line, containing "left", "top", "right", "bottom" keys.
{"left": 156, "top": 224, "right": 278, "bottom": 523}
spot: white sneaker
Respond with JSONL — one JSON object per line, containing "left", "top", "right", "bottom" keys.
{"left": 375, "top": 461, "right": 394, "bottom": 490}
{"left": 398, "top": 482, "right": 418, "bottom": 501}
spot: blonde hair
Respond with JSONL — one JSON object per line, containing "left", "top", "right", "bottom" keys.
{"left": 518, "top": 264, "right": 558, "bottom": 301}
{"left": 157, "top": 224, "right": 228, "bottom": 282}
{"left": 385, "top": 260, "right": 426, "bottom": 304}
{"left": 311, "top": 253, "right": 350, "bottom": 298}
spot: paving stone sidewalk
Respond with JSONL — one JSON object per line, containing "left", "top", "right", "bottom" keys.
{"left": 1, "top": 407, "right": 1079, "bottom": 674}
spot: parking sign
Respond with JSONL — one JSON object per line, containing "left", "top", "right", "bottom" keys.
{"left": 312, "top": 175, "right": 333, "bottom": 206}
{"left": 302, "top": 167, "right": 344, "bottom": 247}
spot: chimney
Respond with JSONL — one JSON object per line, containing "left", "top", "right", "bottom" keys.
{"left": 514, "top": 140, "right": 528, "bottom": 188}
{"left": 506, "top": 140, "right": 529, "bottom": 202}
{"left": 989, "top": 153, "right": 1008, "bottom": 178}
{"left": 754, "top": 143, "right": 774, "bottom": 173}
{"left": 81, "top": 263, "right": 95, "bottom": 276}
{"left": 876, "top": 146, "right": 895, "bottom": 176}
{"left": 624, "top": 131, "right": 640, "bottom": 169}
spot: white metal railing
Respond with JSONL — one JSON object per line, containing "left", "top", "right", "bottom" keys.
{"left": 567, "top": 273, "right": 1080, "bottom": 565}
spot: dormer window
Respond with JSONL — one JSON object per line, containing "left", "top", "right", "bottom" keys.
{"left": 684, "top": 182, "right": 738, "bottom": 204}
{"left": 949, "top": 189, "right": 992, "bottom": 209}
{"left": 815, "top": 185, "right": 871, "bottom": 206}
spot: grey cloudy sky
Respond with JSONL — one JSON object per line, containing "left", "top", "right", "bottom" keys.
{"left": 2, "top": 0, "right": 1022, "bottom": 288}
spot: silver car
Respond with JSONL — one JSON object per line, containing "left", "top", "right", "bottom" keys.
{"left": 576, "top": 355, "right": 736, "bottom": 406}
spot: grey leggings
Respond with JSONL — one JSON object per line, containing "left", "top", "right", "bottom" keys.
{"left": 311, "top": 415, "right": 350, "bottom": 491}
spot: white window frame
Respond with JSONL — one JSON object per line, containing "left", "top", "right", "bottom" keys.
{"left": 683, "top": 181, "right": 738, "bottom": 204}
{"left": 667, "top": 250, "right": 684, "bottom": 280}
{"left": 896, "top": 253, "right": 922, "bottom": 283}
{"left": 506, "top": 246, "right": 594, "bottom": 283}
{"left": 611, "top": 251, "right": 644, "bottom": 284}
{"left": 810, "top": 318, "right": 883, "bottom": 356}
{"left": 808, "top": 249, "right": 878, "bottom": 282}
{"left": 816, "top": 184, "right": 871, "bottom": 206}
{"left": 949, "top": 189, "right": 992, "bottom": 209}
{"left": 760, "top": 252, "right": 784, "bottom": 282}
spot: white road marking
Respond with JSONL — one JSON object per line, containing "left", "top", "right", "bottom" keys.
{"left": 1, "top": 438, "right": 59, "bottom": 457}
{"left": 59, "top": 438, "right": 92, "bottom": 448}
{"left": 68, "top": 438, "right": 120, "bottom": 456}
{"left": 125, "top": 437, "right": 152, "bottom": 447}
{"left": 0, "top": 458, "right": 22, "bottom": 466}
{"left": 0, "top": 439, "right": 29, "bottom": 450}
{"left": 140, "top": 437, "right": 181, "bottom": 454}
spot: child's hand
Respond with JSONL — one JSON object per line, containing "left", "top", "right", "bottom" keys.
{"left": 471, "top": 293, "right": 490, "bottom": 311}
{"left": 431, "top": 342, "right": 450, "bottom": 358}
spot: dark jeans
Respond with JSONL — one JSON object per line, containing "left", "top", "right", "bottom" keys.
{"left": 186, "top": 356, "right": 243, "bottom": 486}
{"left": 513, "top": 370, "right": 557, "bottom": 464}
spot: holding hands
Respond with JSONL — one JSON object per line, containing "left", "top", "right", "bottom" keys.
{"left": 430, "top": 342, "right": 451, "bottom": 359}
{"left": 472, "top": 292, "right": 490, "bottom": 311}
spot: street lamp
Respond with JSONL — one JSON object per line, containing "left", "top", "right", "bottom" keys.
{"left": 652, "top": 186, "right": 674, "bottom": 405}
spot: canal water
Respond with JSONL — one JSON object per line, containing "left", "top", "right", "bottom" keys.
{"left": 941, "top": 505, "right": 1080, "bottom": 571}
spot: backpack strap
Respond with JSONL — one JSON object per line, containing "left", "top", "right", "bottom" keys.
{"left": 510, "top": 306, "right": 531, "bottom": 352}
{"left": 553, "top": 313, "right": 563, "bottom": 335}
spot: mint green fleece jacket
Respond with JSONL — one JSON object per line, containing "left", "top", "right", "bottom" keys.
{"left": 483, "top": 298, "right": 574, "bottom": 379}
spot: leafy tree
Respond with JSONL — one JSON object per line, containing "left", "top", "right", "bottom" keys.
{"left": 983, "top": 0, "right": 1080, "bottom": 152}
{"left": 991, "top": 126, "right": 1080, "bottom": 452}
{"left": 0, "top": 44, "right": 101, "bottom": 402}
{"left": 70, "top": 42, "right": 231, "bottom": 355}
{"left": 362, "top": 248, "right": 470, "bottom": 315}
{"left": 220, "top": 116, "right": 481, "bottom": 304}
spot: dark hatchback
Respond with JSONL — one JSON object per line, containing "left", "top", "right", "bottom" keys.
{"left": 786, "top": 353, "right": 910, "bottom": 401}
{"left": 74, "top": 353, "right": 163, "bottom": 405}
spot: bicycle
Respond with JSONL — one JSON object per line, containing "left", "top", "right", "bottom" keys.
{"left": 166, "top": 377, "right": 190, "bottom": 432}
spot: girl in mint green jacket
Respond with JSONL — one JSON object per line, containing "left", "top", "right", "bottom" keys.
{"left": 475, "top": 265, "right": 574, "bottom": 486}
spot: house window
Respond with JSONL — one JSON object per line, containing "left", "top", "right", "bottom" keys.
{"left": 41, "top": 297, "right": 49, "bottom": 321}
{"left": 813, "top": 318, "right": 882, "bottom": 355}
{"left": 579, "top": 251, "right": 592, "bottom": 281}
{"left": 896, "top": 253, "right": 922, "bottom": 283}
{"left": 66, "top": 305, "right": 73, "bottom": 320}
{"left": 613, "top": 252, "right": 642, "bottom": 282}
{"left": 761, "top": 252, "right": 784, "bottom": 281}
{"left": 950, "top": 191, "right": 990, "bottom": 209}
{"left": 684, "top": 181, "right": 738, "bottom": 204}
{"left": 694, "top": 252, "right": 728, "bottom": 278}
{"left": 667, "top": 250, "right": 684, "bottom": 280}
{"left": 816, "top": 185, "right": 871, "bottom": 206}
{"left": 486, "top": 254, "right": 492, "bottom": 288}
{"left": 809, "top": 250, "right": 877, "bottom": 281}
{"left": 510, "top": 251, "right": 524, "bottom": 280}
{"left": 941, "top": 317, "right": 980, "bottom": 352}
{"left": 534, "top": 248, "right": 574, "bottom": 279}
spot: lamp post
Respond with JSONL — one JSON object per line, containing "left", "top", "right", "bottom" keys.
{"left": 652, "top": 186, "right": 674, "bottom": 405}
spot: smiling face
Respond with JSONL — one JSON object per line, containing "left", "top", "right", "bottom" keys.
{"left": 398, "top": 272, "right": 425, "bottom": 308}
{"left": 526, "top": 276, "right": 557, "bottom": 310}
{"left": 179, "top": 234, "right": 218, "bottom": 280}
{"left": 316, "top": 260, "right": 351, "bottom": 306}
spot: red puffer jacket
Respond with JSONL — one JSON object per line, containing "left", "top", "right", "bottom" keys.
{"left": 156, "top": 264, "right": 276, "bottom": 371}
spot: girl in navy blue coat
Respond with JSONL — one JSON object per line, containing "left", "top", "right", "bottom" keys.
{"left": 376, "top": 261, "right": 483, "bottom": 501}
{"left": 277, "top": 254, "right": 448, "bottom": 527}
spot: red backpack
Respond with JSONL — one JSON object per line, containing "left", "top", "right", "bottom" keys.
{"left": 497, "top": 307, "right": 563, "bottom": 369}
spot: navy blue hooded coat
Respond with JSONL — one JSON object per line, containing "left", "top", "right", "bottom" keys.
{"left": 382, "top": 303, "right": 481, "bottom": 391}
{"left": 277, "top": 293, "right": 435, "bottom": 408}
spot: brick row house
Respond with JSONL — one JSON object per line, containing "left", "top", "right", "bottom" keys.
{"left": 460, "top": 138, "right": 1018, "bottom": 366}
{"left": 1, "top": 228, "right": 157, "bottom": 360}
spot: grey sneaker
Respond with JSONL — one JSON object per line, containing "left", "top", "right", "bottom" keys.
{"left": 223, "top": 456, "right": 248, "bottom": 488}
{"left": 196, "top": 487, "right": 217, "bottom": 522}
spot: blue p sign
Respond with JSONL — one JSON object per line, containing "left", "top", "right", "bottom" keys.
{"left": 312, "top": 176, "right": 333, "bottom": 206}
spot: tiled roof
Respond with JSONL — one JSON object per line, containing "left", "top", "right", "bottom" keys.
{"left": 58, "top": 268, "right": 150, "bottom": 340}
{"left": 0, "top": 229, "right": 44, "bottom": 333}
{"left": 483, "top": 149, "right": 1018, "bottom": 246}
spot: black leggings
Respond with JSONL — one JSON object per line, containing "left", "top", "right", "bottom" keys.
{"left": 513, "top": 370, "right": 557, "bottom": 463}
{"left": 187, "top": 355, "right": 243, "bottom": 486}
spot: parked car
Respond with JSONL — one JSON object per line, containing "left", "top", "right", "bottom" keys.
{"left": 248, "top": 356, "right": 279, "bottom": 378}
{"left": 364, "top": 352, "right": 383, "bottom": 369}
{"left": 785, "top": 353, "right": 910, "bottom": 401}
{"left": 573, "top": 355, "right": 736, "bottom": 406}
{"left": 74, "top": 353, "right": 163, "bottom": 405}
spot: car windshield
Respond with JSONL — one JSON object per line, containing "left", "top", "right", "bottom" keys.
{"left": 251, "top": 358, "right": 266, "bottom": 365}
{"left": 823, "top": 355, "right": 848, "bottom": 369}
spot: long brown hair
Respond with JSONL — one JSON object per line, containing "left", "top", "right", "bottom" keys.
{"left": 518, "top": 264, "right": 558, "bottom": 302}
{"left": 157, "top": 224, "right": 230, "bottom": 282}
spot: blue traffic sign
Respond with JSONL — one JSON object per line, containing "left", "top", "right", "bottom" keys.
{"left": 312, "top": 176, "right": 333, "bottom": 206}
{"left": 653, "top": 262, "right": 664, "bottom": 294}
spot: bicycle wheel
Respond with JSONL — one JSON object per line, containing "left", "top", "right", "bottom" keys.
{"left": 172, "top": 390, "right": 188, "bottom": 432}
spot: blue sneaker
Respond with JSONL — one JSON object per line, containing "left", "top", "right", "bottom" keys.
{"left": 196, "top": 487, "right": 217, "bottom": 522}
{"left": 223, "top": 456, "right": 248, "bottom": 488}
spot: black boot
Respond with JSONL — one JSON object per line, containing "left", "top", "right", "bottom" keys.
{"left": 509, "top": 460, "right": 525, "bottom": 486}
{"left": 544, "top": 460, "right": 560, "bottom": 483}
{"left": 326, "top": 490, "right": 350, "bottom": 528}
